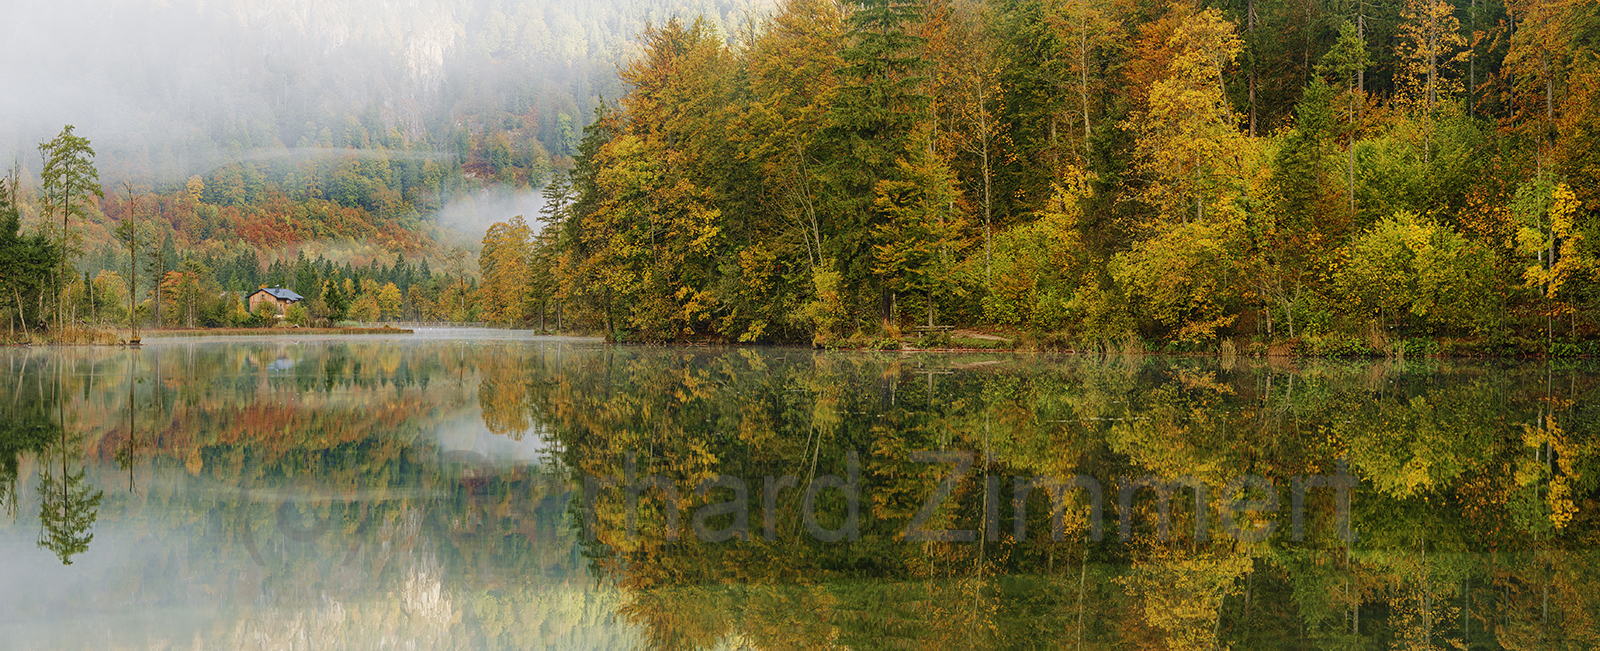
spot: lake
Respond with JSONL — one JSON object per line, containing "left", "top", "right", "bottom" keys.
{"left": 0, "top": 330, "right": 1595, "bottom": 649}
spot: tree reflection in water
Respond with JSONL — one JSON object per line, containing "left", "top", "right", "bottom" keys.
{"left": 36, "top": 435, "right": 102, "bottom": 565}
{"left": 0, "top": 341, "right": 1595, "bottom": 649}
{"left": 0, "top": 353, "right": 103, "bottom": 564}
{"left": 0, "top": 356, "right": 53, "bottom": 521}
{"left": 528, "top": 349, "right": 1600, "bottom": 650}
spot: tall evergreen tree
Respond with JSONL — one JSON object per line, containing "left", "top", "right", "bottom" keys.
{"left": 817, "top": 0, "right": 930, "bottom": 326}
{"left": 0, "top": 168, "right": 59, "bottom": 336}
{"left": 38, "top": 125, "right": 103, "bottom": 331}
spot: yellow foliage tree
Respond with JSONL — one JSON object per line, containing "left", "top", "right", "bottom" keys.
{"left": 1336, "top": 210, "right": 1494, "bottom": 334}
{"left": 1396, "top": 0, "right": 1468, "bottom": 162}
{"left": 1512, "top": 178, "right": 1590, "bottom": 340}
{"left": 480, "top": 215, "right": 534, "bottom": 326}
{"left": 377, "top": 282, "right": 402, "bottom": 321}
{"left": 1112, "top": 217, "right": 1247, "bottom": 344}
{"left": 1514, "top": 180, "right": 1585, "bottom": 298}
{"left": 350, "top": 278, "right": 381, "bottom": 322}
{"left": 982, "top": 166, "right": 1094, "bottom": 329}
{"left": 1128, "top": 7, "right": 1244, "bottom": 227}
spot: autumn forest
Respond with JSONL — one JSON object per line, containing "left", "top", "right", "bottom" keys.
{"left": 2, "top": 0, "right": 1597, "bottom": 353}
{"left": 480, "top": 0, "right": 1600, "bottom": 353}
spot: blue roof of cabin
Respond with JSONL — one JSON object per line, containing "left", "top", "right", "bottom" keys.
{"left": 254, "top": 287, "right": 304, "bottom": 301}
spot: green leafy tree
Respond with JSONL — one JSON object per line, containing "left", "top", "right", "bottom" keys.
{"left": 173, "top": 255, "right": 217, "bottom": 328}
{"left": 1337, "top": 210, "right": 1495, "bottom": 335}
{"left": 981, "top": 169, "right": 1096, "bottom": 330}
{"left": 38, "top": 125, "right": 103, "bottom": 330}
{"left": 871, "top": 133, "right": 969, "bottom": 328}
{"left": 1317, "top": 22, "right": 1370, "bottom": 223}
{"left": 556, "top": 112, "right": 577, "bottom": 157}
{"left": 285, "top": 302, "right": 309, "bottom": 327}
{"left": 1259, "top": 77, "right": 1342, "bottom": 338}
{"left": 142, "top": 234, "right": 172, "bottom": 327}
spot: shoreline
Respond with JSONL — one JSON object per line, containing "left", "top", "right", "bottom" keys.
{"left": 0, "top": 326, "right": 414, "bottom": 345}
{"left": 3, "top": 325, "right": 1595, "bottom": 359}
{"left": 138, "top": 326, "right": 414, "bottom": 338}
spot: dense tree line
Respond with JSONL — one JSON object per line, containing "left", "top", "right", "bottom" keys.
{"left": 5, "top": 0, "right": 785, "bottom": 338}
{"left": 482, "top": 0, "right": 1600, "bottom": 353}
{"left": 2, "top": 124, "right": 500, "bottom": 335}
{"left": 61, "top": 244, "right": 481, "bottom": 329}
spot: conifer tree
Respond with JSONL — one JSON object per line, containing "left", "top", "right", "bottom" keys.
{"left": 38, "top": 125, "right": 103, "bottom": 331}
{"left": 817, "top": 0, "right": 930, "bottom": 326}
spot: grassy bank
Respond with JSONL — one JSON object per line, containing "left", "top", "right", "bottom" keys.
{"left": 0, "top": 327, "right": 123, "bottom": 346}
{"left": 2, "top": 325, "right": 415, "bottom": 345}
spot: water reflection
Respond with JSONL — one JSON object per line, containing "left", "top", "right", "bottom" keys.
{"left": 0, "top": 340, "right": 1594, "bottom": 649}
{"left": 0, "top": 338, "right": 628, "bottom": 650}
{"left": 535, "top": 351, "right": 1599, "bottom": 650}
{"left": 0, "top": 355, "right": 57, "bottom": 522}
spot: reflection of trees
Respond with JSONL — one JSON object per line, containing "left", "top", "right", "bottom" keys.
{"left": 31, "top": 358, "right": 103, "bottom": 565}
{"left": 0, "top": 343, "right": 650, "bottom": 648}
{"left": 518, "top": 350, "right": 1600, "bottom": 650}
{"left": 36, "top": 438, "right": 103, "bottom": 564}
{"left": 3, "top": 354, "right": 55, "bottom": 518}
{"left": 479, "top": 343, "right": 534, "bottom": 438}
{"left": 6, "top": 344, "right": 1600, "bottom": 649}
{"left": 0, "top": 394, "right": 53, "bottom": 519}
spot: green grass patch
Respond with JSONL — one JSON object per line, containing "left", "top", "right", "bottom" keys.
{"left": 949, "top": 336, "right": 1013, "bottom": 350}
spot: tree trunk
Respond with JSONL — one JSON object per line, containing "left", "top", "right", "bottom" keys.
{"left": 1469, "top": 0, "right": 1477, "bottom": 116}
{"left": 1358, "top": 14, "right": 1366, "bottom": 94}
{"left": 1248, "top": 0, "right": 1257, "bottom": 137}
{"left": 1079, "top": 1, "right": 1093, "bottom": 153}
{"left": 14, "top": 287, "right": 27, "bottom": 335}
{"left": 1075, "top": 549, "right": 1088, "bottom": 650}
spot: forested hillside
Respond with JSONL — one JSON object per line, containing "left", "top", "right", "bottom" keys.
{"left": 0, "top": 0, "right": 771, "bottom": 335}
{"left": 483, "top": 0, "right": 1600, "bottom": 353}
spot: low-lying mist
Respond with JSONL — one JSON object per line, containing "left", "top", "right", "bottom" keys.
{"left": 431, "top": 186, "right": 551, "bottom": 246}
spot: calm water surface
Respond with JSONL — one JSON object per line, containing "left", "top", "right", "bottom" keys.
{"left": 0, "top": 330, "right": 1595, "bottom": 649}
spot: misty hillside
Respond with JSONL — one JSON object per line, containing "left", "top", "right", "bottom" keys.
{"left": 0, "top": 0, "right": 777, "bottom": 303}
{"left": 3, "top": 0, "right": 772, "bottom": 183}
